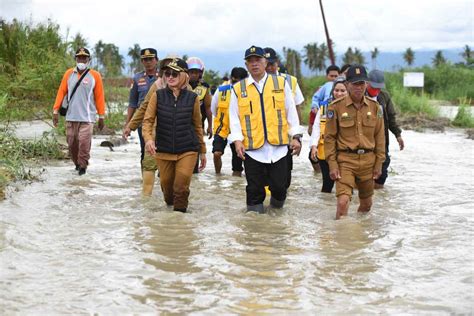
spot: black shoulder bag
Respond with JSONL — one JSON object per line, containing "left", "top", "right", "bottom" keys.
{"left": 59, "top": 68, "right": 90, "bottom": 116}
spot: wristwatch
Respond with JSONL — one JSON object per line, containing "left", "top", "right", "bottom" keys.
{"left": 292, "top": 134, "right": 303, "bottom": 144}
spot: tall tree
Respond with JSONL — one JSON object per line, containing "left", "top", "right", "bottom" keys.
{"left": 432, "top": 50, "right": 446, "bottom": 67}
{"left": 353, "top": 48, "right": 365, "bottom": 65}
{"left": 342, "top": 47, "right": 354, "bottom": 65}
{"left": 461, "top": 44, "right": 473, "bottom": 65}
{"left": 403, "top": 47, "right": 415, "bottom": 67}
{"left": 371, "top": 47, "right": 379, "bottom": 69}
{"left": 127, "top": 43, "right": 141, "bottom": 74}
{"left": 94, "top": 41, "right": 123, "bottom": 77}
{"left": 316, "top": 43, "right": 328, "bottom": 72}
{"left": 303, "top": 42, "right": 318, "bottom": 73}
{"left": 69, "top": 33, "right": 88, "bottom": 54}
{"left": 282, "top": 47, "right": 302, "bottom": 80}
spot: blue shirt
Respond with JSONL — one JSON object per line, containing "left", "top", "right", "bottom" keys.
{"left": 128, "top": 71, "right": 159, "bottom": 109}
{"left": 311, "top": 81, "right": 334, "bottom": 109}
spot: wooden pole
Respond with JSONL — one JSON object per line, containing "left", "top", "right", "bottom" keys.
{"left": 319, "top": 0, "right": 335, "bottom": 65}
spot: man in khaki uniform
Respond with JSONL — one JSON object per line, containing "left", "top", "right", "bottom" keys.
{"left": 324, "top": 65, "right": 385, "bottom": 219}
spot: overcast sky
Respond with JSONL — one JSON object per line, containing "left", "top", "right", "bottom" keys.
{"left": 1, "top": 0, "right": 473, "bottom": 56}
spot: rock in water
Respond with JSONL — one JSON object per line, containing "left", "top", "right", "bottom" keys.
{"left": 100, "top": 137, "right": 128, "bottom": 151}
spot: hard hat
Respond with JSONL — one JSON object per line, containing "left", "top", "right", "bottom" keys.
{"left": 186, "top": 57, "right": 205, "bottom": 71}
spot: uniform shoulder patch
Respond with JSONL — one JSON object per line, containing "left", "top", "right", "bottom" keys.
{"left": 378, "top": 104, "right": 384, "bottom": 117}
{"left": 327, "top": 109, "right": 335, "bottom": 119}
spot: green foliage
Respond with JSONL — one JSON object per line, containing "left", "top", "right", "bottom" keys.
{"left": 452, "top": 101, "right": 474, "bottom": 128}
{"left": 283, "top": 47, "right": 303, "bottom": 82}
{"left": 403, "top": 48, "right": 415, "bottom": 66}
{"left": 127, "top": 43, "right": 141, "bottom": 75}
{"left": 303, "top": 42, "right": 328, "bottom": 74}
{"left": 432, "top": 50, "right": 447, "bottom": 67}
{"left": 343, "top": 47, "right": 365, "bottom": 65}
{"left": 203, "top": 69, "right": 222, "bottom": 88}
{"left": 299, "top": 76, "right": 328, "bottom": 124}
{"left": 93, "top": 40, "right": 124, "bottom": 77}
{"left": 0, "top": 127, "right": 66, "bottom": 197}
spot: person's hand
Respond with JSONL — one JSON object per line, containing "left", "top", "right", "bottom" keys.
{"left": 234, "top": 140, "right": 246, "bottom": 160}
{"left": 98, "top": 118, "right": 104, "bottom": 131}
{"left": 199, "top": 154, "right": 207, "bottom": 172}
{"left": 310, "top": 145, "right": 318, "bottom": 161}
{"left": 53, "top": 113, "right": 59, "bottom": 127}
{"left": 122, "top": 125, "right": 131, "bottom": 139}
{"left": 397, "top": 136, "right": 405, "bottom": 151}
{"left": 145, "top": 140, "right": 156, "bottom": 155}
{"left": 330, "top": 169, "right": 341, "bottom": 181}
{"left": 290, "top": 138, "right": 301, "bottom": 156}
{"left": 207, "top": 126, "right": 212, "bottom": 139}
{"left": 373, "top": 169, "right": 382, "bottom": 180}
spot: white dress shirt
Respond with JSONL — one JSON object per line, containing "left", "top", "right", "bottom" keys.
{"left": 228, "top": 72, "right": 303, "bottom": 163}
{"left": 309, "top": 109, "right": 321, "bottom": 147}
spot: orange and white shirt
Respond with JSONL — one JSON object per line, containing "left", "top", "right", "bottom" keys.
{"left": 53, "top": 67, "right": 106, "bottom": 122}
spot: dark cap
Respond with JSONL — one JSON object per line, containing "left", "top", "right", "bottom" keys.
{"left": 164, "top": 58, "right": 188, "bottom": 72}
{"left": 140, "top": 48, "right": 157, "bottom": 59}
{"left": 263, "top": 47, "right": 278, "bottom": 63}
{"left": 368, "top": 69, "right": 385, "bottom": 88}
{"left": 75, "top": 47, "right": 90, "bottom": 57}
{"left": 346, "top": 65, "right": 368, "bottom": 83}
{"left": 244, "top": 45, "right": 265, "bottom": 60}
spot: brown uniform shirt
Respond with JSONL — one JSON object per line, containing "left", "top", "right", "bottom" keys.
{"left": 142, "top": 89, "right": 206, "bottom": 154}
{"left": 324, "top": 95, "right": 385, "bottom": 172}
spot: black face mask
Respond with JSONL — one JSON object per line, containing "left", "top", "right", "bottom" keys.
{"left": 190, "top": 81, "right": 198, "bottom": 89}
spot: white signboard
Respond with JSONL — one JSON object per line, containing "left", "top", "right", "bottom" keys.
{"left": 403, "top": 72, "right": 424, "bottom": 87}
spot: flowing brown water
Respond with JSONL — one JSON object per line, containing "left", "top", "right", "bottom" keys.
{"left": 1, "top": 125, "right": 473, "bottom": 314}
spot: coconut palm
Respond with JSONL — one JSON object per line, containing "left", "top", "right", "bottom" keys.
{"left": 403, "top": 48, "right": 415, "bottom": 67}
{"left": 432, "top": 50, "right": 446, "bottom": 67}
{"left": 371, "top": 47, "right": 379, "bottom": 69}
{"left": 127, "top": 44, "right": 141, "bottom": 74}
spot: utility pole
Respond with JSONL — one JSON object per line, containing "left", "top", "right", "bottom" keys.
{"left": 319, "top": 0, "right": 335, "bottom": 65}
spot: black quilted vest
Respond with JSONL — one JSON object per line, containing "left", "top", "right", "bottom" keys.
{"left": 155, "top": 88, "right": 200, "bottom": 154}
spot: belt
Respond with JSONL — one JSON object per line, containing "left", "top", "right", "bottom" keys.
{"left": 339, "top": 148, "right": 373, "bottom": 154}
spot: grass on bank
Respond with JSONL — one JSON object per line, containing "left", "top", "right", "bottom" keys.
{"left": 0, "top": 127, "right": 66, "bottom": 199}
{"left": 453, "top": 102, "right": 474, "bottom": 128}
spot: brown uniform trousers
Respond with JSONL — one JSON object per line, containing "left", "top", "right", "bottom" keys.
{"left": 324, "top": 95, "right": 385, "bottom": 199}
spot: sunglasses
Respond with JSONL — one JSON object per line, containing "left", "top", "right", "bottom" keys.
{"left": 164, "top": 70, "right": 180, "bottom": 78}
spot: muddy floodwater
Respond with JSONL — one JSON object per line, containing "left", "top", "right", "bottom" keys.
{"left": 1, "top": 124, "right": 473, "bottom": 314}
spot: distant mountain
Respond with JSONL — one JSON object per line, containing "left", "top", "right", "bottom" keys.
{"left": 121, "top": 48, "right": 467, "bottom": 77}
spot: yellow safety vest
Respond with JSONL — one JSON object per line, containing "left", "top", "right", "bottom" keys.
{"left": 213, "top": 84, "right": 232, "bottom": 138}
{"left": 233, "top": 74, "right": 289, "bottom": 150}
{"left": 193, "top": 84, "right": 208, "bottom": 104}
{"left": 317, "top": 103, "right": 328, "bottom": 160}
{"left": 282, "top": 73, "right": 298, "bottom": 99}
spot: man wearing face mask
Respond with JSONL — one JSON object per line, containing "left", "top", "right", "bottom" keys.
{"left": 366, "top": 70, "right": 404, "bottom": 189}
{"left": 52, "top": 47, "right": 105, "bottom": 175}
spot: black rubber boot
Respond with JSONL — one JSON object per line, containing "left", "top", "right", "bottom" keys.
{"left": 270, "top": 197, "right": 285, "bottom": 209}
{"left": 78, "top": 168, "right": 87, "bottom": 176}
{"left": 246, "top": 203, "right": 265, "bottom": 214}
{"left": 174, "top": 208, "right": 187, "bottom": 213}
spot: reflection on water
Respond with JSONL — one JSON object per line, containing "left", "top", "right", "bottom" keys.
{"left": 0, "top": 128, "right": 473, "bottom": 314}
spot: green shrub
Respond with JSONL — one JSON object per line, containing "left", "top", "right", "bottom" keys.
{"left": 452, "top": 103, "right": 474, "bottom": 128}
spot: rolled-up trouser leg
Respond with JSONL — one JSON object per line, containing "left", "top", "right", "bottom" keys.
{"left": 173, "top": 152, "right": 198, "bottom": 210}
{"left": 156, "top": 158, "right": 176, "bottom": 206}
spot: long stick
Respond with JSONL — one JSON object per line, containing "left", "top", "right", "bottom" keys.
{"left": 319, "top": 0, "right": 335, "bottom": 65}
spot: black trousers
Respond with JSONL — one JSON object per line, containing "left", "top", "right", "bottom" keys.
{"left": 137, "top": 126, "right": 145, "bottom": 162}
{"left": 318, "top": 159, "right": 335, "bottom": 193}
{"left": 243, "top": 154, "right": 288, "bottom": 206}
{"left": 230, "top": 143, "right": 244, "bottom": 172}
{"left": 375, "top": 149, "right": 391, "bottom": 185}
{"left": 286, "top": 148, "right": 293, "bottom": 189}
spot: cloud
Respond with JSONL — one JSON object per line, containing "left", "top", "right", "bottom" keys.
{"left": 1, "top": 0, "right": 472, "bottom": 56}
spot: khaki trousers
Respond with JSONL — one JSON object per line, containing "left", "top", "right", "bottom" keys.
{"left": 155, "top": 152, "right": 198, "bottom": 210}
{"left": 66, "top": 121, "right": 93, "bottom": 168}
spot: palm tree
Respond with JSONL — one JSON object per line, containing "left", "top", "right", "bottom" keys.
{"left": 282, "top": 47, "right": 302, "bottom": 80}
{"left": 342, "top": 47, "right": 354, "bottom": 65}
{"left": 461, "top": 45, "right": 472, "bottom": 65}
{"left": 371, "top": 47, "right": 379, "bottom": 69}
{"left": 127, "top": 43, "right": 141, "bottom": 74}
{"left": 316, "top": 43, "right": 328, "bottom": 72}
{"left": 303, "top": 42, "right": 319, "bottom": 73}
{"left": 353, "top": 48, "right": 365, "bottom": 65}
{"left": 403, "top": 48, "right": 415, "bottom": 67}
{"left": 69, "top": 32, "right": 88, "bottom": 56}
{"left": 432, "top": 50, "right": 446, "bottom": 67}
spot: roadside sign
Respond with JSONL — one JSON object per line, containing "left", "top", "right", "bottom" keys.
{"left": 403, "top": 72, "right": 424, "bottom": 87}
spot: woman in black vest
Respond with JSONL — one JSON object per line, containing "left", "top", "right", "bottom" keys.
{"left": 142, "top": 58, "right": 206, "bottom": 212}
